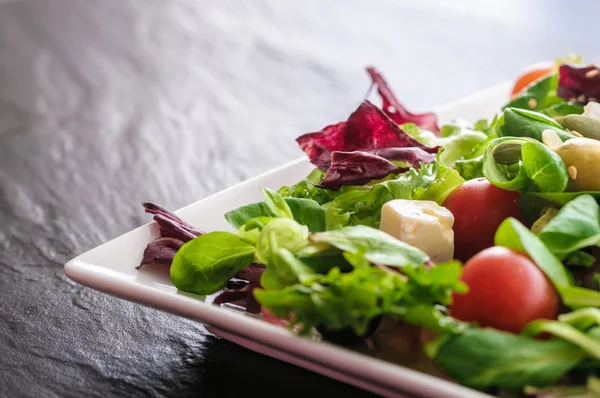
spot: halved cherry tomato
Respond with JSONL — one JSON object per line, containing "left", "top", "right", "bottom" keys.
{"left": 511, "top": 61, "right": 553, "bottom": 97}
{"left": 450, "top": 247, "right": 559, "bottom": 334}
{"left": 443, "top": 178, "right": 526, "bottom": 262}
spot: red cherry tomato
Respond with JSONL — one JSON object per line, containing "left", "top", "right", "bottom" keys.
{"left": 511, "top": 62, "right": 553, "bottom": 97}
{"left": 451, "top": 247, "right": 559, "bottom": 334}
{"left": 443, "top": 178, "right": 526, "bottom": 262}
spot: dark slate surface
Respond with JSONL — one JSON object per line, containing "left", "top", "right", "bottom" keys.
{"left": 1, "top": 1, "right": 598, "bottom": 397}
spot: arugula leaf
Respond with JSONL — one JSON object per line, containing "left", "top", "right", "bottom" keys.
{"left": 225, "top": 198, "right": 326, "bottom": 233}
{"left": 539, "top": 195, "right": 600, "bottom": 256}
{"left": 494, "top": 218, "right": 573, "bottom": 288}
{"left": 309, "top": 225, "right": 428, "bottom": 267}
{"left": 170, "top": 232, "right": 255, "bottom": 295}
{"left": 430, "top": 328, "right": 587, "bottom": 390}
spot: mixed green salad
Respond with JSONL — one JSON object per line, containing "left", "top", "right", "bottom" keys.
{"left": 138, "top": 57, "right": 600, "bottom": 397}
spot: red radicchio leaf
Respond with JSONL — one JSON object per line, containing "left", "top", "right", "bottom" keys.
{"left": 557, "top": 63, "right": 600, "bottom": 103}
{"left": 366, "top": 66, "right": 440, "bottom": 134}
{"left": 212, "top": 264, "right": 265, "bottom": 314}
{"left": 213, "top": 282, "right": 261, "bottom": 314}
{"left": 142, "top": 202, "right": 204, "bottom": 242}
{"left": 319, "top": 151, "right": 404, "bottom": 189}
{"left": 370, "top": 147, "right": 438, "bottom": 168}
{"left": 296, "top": 100, "right": 437, "bottom": 171}
{"left": 137, "top": 237, "right": 184, "bottom": 269}
{"left": 138, "top": 202, "right": 204, "bottom": 269}
{"left": 234, "top": 263, "right": 265, "bottom": 283}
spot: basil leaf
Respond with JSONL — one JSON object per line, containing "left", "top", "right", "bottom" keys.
{"left": 502, "top": 107, "right": 574, "bottom": 142}
{"left": 494, "top": 218, "right": 573, "bottom": 288}
{"left": 521, "top": 141, "right": 568, "bottom": 193}
{"left": 170, "top": 232, "right": 255, "bottom": 295}
{"left": 540, "top": 195, "right": 600, "bottom": 255}
{"left": 430, "top": 328, "right": 586, "bottom": 390}
{"left": 225, "top": 198, "right": 326, "bottom": 233}
{"left": 310, "top": 225, "right": 428, "bottom": 267}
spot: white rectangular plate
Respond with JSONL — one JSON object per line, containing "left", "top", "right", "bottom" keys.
{"left": 65, "top": 83, "right": 511, "bottom": 398}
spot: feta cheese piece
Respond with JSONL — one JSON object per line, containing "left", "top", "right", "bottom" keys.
{"left": 379, "top": 199, "right": 454, "bottom": 263}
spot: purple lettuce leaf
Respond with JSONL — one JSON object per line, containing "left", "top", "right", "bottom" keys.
{"left": 296, "top": 101, "right": 437, "bottom": 171}
{"left": 142, "top": 202, "right": 204, "bottom": 241}
{"left": 138, "top": 202, "right": 204, "bottom": 269}
{"left": 234, "top": 263, "right": 265, "bottom": 283}
{"left": 319, "top": 151, "right": 403, "bottom": 189}
{"left": 212, "top": 282, "right": 261, "bottom": 314}
{"left": 558, "top": 63, "right": 600, "bottom": 103}
{"left": 212, "top": 264, "right": 265, "bottom": 314}
{"left": 370, "top": 147, "right": 438, "bottom": 168}
{"left": 318, "top": 147, "right": 438, "bottom": 190}
{"left": 366, "top": 66, "right": 440, "bottom": 134}
{"left": 137, "top": 237, "right": 185, "bottom": 269}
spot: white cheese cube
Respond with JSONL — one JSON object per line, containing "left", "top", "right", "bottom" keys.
{"left": 379, "top": 199, "right": 454, "bottom": 263}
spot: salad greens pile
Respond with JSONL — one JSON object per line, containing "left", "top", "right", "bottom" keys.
{"left": 138, "top": 59, "right": 600, "bottom": 396}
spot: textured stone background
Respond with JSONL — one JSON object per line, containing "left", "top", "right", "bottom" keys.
{"left": 1, "top": 1, "right": 599, "bottom": 397}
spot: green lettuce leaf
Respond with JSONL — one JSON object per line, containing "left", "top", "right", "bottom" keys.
{"left": 277, "top": 168, "right": 340, "bottom": 205}
{"left": 455, "top": 156, "right": 484, "bottom": 180}
{"left": 401, "top": 121, "right": 487, "bottom": 165}
{"left": 324, "top": 161, "right": 463, "bottom": 229}
{"left": 255, "top": 261, "right": 466, "bottom": 335}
